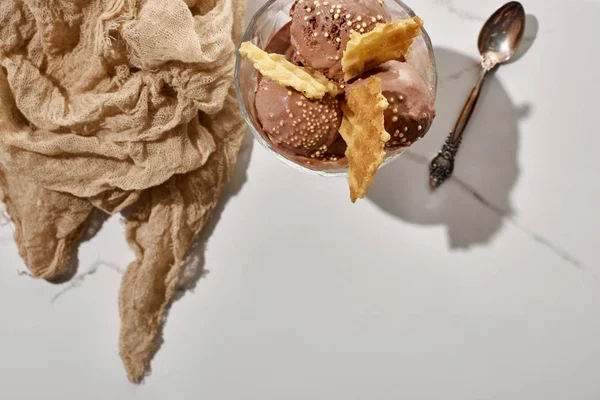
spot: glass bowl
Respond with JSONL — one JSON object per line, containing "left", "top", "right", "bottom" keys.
{"left": 235, "top": 0, "right": 437, "bottom": 176}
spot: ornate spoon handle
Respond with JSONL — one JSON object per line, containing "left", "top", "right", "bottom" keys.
{"left": 429, "top": 67, "right": 489, "bottom": 189}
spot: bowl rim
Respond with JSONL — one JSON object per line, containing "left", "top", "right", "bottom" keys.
{"left": 234, "top": 0, "right": 437, "bottom": 177}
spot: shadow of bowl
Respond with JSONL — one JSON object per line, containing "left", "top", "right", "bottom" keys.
{"left": 367, "top": 47, "right": 531, "bottom": 249}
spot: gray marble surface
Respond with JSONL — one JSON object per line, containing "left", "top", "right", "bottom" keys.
{"left": 1, "top": 0, "right": 599, "bottom": 398}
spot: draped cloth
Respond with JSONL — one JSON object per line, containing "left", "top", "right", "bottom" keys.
{"left": 0, "top": 0, "right": 246, "bottom": 382}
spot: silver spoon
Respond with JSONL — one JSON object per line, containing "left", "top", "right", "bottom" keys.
{"left": 429, "top": 1, "right": 526, "bottom": 189}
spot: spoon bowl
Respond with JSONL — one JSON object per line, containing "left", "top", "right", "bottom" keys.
{"left": 478, "top": 1, "right": 526, "bottom": 68}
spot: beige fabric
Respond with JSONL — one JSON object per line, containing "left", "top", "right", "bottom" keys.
{"left": 0, "top": 0, "right": 246, "bottom": 382}
{"left": 0, "top": 166, "right": 95, "bottom": 279}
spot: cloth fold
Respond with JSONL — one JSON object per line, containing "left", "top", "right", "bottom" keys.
{"left": 0, "top": 0, "right": 246, "bottom": 382}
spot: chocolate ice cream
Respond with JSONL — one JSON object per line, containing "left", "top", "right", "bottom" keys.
{"left": 289, "top": 0, "right": 391, "bottom": 81}
{"left": 245, "top": 0, "right": 434, "bottom": 169}
{"left": 350, "top": 60, "right": 435, "bottom": 149}
{"left": 264, "top": 22, "right": 297, "bottom": 61}
{"left": 255, "top": 77, "right": 342, "bottom": 158}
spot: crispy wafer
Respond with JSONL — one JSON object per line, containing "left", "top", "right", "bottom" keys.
{"left": 239, "top": 42, "right": 342, "bottom": 99}
{"left": 341, "top": 17, "right": 424, "bottom": 81}
{"left": 339, "top": 77, "right": 390, "bottom": 202}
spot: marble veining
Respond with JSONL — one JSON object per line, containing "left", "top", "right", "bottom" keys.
{"left": 439, "top": 63, "right": 481, "bottom": 86}
{"left": 404, "top": 150, "right": 587, "bottom": 271}
{"left": 434, "top": 0, "right": 485, "bottom": 22}
{"left": 50, "top": 261, "right": 123, "bottom": 303}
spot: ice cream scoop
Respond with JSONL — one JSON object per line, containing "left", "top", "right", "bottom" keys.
{"left": 350, "top": 60, "right": 435, "bottom": 149}
{"left": 264, "top": 22, "right": 297, "bottom": 61}
{"left": 289, "top": 0, "right": 391, "bottom": 81}
{"left": 255, "top": 77, "right": 342, "bottom": 158}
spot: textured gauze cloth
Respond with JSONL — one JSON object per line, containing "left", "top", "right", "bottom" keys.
{"left": 0, "top": 0, "right": 247, "bottom": 382}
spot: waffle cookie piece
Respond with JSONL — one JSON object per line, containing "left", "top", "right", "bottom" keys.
{"left": 239, "top": 42, "right": 342, "bottom": 99}
{"left": 339, "top": 76, "right": 390, "bottom": 202}
{"left": 341, "top": 17, "right": 424, "bottom": 81}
